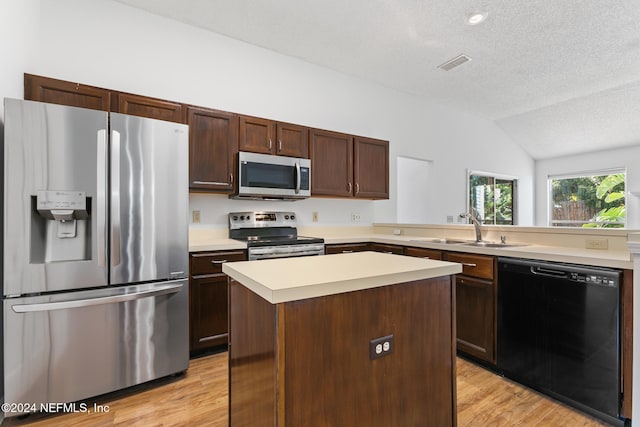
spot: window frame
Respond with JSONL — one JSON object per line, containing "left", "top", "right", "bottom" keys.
{"left": 547, "top": 168, "right": 627, "bottom": 228}
{"left": 466, "top": 169, "right": 519, "bottom": 226}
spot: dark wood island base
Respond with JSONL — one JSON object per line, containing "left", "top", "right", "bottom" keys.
{"left": 228, "top": 275, "right": 457, "bottom": 427}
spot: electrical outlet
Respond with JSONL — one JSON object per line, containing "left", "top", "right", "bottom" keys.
{"left": 192, "top": 210, "right": 201, "bottom": 224}
{"left": 351, "top": 212, "right": 361, "bottom": 222}
{"left": 370, "top": 334, "right": 394, "bottom": 360}
{"left": 447, "top": 215, "right": 454, "bottom": 223}
{"left": 585, "top": 238, "right": 608, "bottom": 250}
{"left": 312, "top": 212, "right": 318, "bottom": 222}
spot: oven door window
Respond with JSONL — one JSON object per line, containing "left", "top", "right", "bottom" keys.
{"left": 241, "top": 162, "right": 295, "bottom": 190}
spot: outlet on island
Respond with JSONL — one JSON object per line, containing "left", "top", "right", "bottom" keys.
{"left": 370, "top": 334, "right": 394, "bottom": 360}
{"left": 351, "top": 212, "right": 361, "bottom": 222}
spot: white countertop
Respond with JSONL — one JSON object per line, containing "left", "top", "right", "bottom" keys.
{"left": 222, "top": 251, "right": 462, "bottom": 304}
{"left": 191, "top": 232, "right": 633, "bottom": 269}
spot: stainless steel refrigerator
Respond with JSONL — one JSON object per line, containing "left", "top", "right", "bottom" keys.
{"left": 2, "top": 98, "right": 189, "bottom": 417}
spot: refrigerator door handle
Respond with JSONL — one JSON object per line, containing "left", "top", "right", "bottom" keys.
{"left": 97, "top": 129, "right": 108, "bottom": 267}
{"left": 11, "top": 282, "right": 184, "bottom": 313}
{"left": 111, "top": 130, "right": 121, "bottom": 267}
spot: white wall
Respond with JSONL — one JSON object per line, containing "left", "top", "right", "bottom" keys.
{"left": 535, "top": 145, "right": 640, "bottom": 228}
{"left": 2, "top": 0, "right": 535, "bottom": 229}
{"left": 397, "top": 157, "right": 433, "bottom": 223}
{"left": 0, "top": 0, "right": 39, "bottom": 122}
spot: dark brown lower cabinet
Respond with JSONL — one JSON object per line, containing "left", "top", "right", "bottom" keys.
{"left": 455, "top": 275, "right": 495, "bottom": 363}
{"left": 189, "top": 250, "right": 246, "bottom": 355}
{"left": 229, "top": 275, "right": 456, "bottom": 426}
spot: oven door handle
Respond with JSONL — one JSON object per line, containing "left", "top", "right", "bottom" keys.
{"left": 295, "top": 162, "right": 301, "bottom": 194}
{"left": 250, "top": 250, "right": 323, "bottom": 260}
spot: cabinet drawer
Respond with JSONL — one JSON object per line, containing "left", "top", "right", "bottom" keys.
{"left": 405, "top": 247, "right": 442, "bottom": 260}
{"left": 325, "top": 243, "right": 370, "bottom": 254}
{"left": 191, "top": 251, "right": 247, "bottom": 276}
{"left": 370, "top": 243, "right": 404, "bottom": 255}
{"left": 446, "top": 252, "right": 494, "bottom": 280}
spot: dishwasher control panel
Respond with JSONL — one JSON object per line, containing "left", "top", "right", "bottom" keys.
{"left": 570, "top": 272, "right": 618, "bottom": 287}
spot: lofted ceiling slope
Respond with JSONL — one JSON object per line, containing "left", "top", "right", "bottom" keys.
{"left": 113, "top": 0, "right": 640, "bottom": 160}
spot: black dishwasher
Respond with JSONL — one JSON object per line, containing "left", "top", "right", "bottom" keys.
{"left": 497, "top": 257, "right": 624, "bottom": 426}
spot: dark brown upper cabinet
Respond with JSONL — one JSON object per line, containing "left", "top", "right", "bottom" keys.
{"left": 239, "top": 115, "right": 276, "bottom": 155}
{"left": 239, "top": 116, "right": 309, "bottom": 158}
{"left": 276, "top": 122, "right": 309, "bottom": 158}
{"left": 24, "top": 73, "right": 112, "bottom": 111}
{"left": 310, "top": 129, "right": 389, "bottom": 199}
{"left": 310, "top": 128, "right": 354, "bottom": 197}
{"left": 187, "top": 106, "right": 238, "bottom": 193}
{"left": 354, "top": 136, "right": 389, "bottom": 199}
{"left": 117, "top": 92, "right": 184, "bottom": 123}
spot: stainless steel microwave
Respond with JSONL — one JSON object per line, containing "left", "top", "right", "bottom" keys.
{"left": 235, "top": 151, "right": 311, "bottom": 200}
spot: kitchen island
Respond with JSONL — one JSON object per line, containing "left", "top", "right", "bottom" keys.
{"left": 222, "top": 251, "right": 462, "bottom": 427}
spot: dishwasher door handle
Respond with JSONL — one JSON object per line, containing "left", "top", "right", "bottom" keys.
{"left": 530, "top": 266, "right": 569, "bottom": 278}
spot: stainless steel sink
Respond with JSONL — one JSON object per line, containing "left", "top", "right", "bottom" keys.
{"left": 408, "top": 238, "right": 471, "bottom": 244}
{"left": 461, "top": 241, "right": 528, "bottom": 248}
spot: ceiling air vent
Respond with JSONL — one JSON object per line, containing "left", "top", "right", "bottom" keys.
{"left": 438, "top": 54, "right": 472, "bottom": 71}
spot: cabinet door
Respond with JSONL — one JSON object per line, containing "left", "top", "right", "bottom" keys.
{"left": 187, "top": 106, "right": 238, "bottom": 192}
{"left": 239, "top": 116, "right": 276, "bottom": 154}
{"left": 456, "top": 275, "right": 495, "bottom": 363}
{"left": 117, "top": 92, "right": 184, "bottom": 123}
{"left": 189, "top": 250, "right": 246, "bottom": 353}
{"left": 276, "top": 122, "right": 309, "bottom": 158}
{"left": 190, "top": 274, "right": 229, "bottom": 351}
{"left": 310, "top": 129, "right": 353, "bottom": 197}
{"left": 24, "top": 73, "right": 112, "bottom": 111}
{"left": 354, "top": 136, "right": 389, "bottom": 199}
{"left": 405, "top": 247, "right": 442, "bottom": 260}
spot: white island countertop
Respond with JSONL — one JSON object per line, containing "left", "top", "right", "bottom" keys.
{"left": 222, "top": 251, "right": 462, "bottom": 304}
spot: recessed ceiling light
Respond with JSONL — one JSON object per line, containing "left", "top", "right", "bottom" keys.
{"left": 467, "top": 12, "right": 487, "bottom": 25}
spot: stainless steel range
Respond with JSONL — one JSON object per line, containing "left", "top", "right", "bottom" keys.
{"left": 229, "top": 211, "right": 324, "bottom": 260}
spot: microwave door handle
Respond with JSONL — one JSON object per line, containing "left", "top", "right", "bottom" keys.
{"left": 295, "top": 162, "right": 301, "bottom": 194}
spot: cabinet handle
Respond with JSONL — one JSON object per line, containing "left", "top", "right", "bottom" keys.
{"left": 230, "top": 173, "right": 234, "bottom": 184}
{"left": 356, "top": 183, "right": 360, "bottom": 194}
{"left": 342, "top": 250, "right": 353, "bottom": 253}
{"left": 462, "top": 263, "right": 477, "bottom": 267}
{"left": 422, "top": 256, "right": 431, "bottom": 259}
{"left": 279, "top": 140, "right": 282, "bottom": 151}
{"left": 269, "top": 138, "right": 272, "bottom": 150}
{"left": 211, "top": 260, "right": 228, "bottom": 264}
{"left": 348, "top": 182, "right": 353, "bottom": 193}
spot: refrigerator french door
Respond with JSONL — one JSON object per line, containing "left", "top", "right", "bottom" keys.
{"left": 3, "top": 99, "right": 189, "bottom": 416}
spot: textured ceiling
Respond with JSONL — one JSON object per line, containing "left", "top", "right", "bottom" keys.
{"left": 114, "top": 0, "right": 640, "bottom": 159}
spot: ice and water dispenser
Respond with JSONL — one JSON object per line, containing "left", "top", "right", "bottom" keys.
{"left": 31, "top": 190, "right": 91, "bottom": 263}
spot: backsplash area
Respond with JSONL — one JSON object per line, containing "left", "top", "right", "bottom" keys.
{"left": 189, "top": 193, "right": 377, "bottom": 229}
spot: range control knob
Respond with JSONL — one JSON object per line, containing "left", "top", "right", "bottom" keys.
{"left": 232, "top": 215, "right": 239, "bottom": 221}
{"left": 284, "top": 215, "right": 290, "bottom": 220}
{"left": 290, "top": 214, "right": 296, "bottom": 220}
{"left": 240, "top": 215, "right": 245, "bottom": 220}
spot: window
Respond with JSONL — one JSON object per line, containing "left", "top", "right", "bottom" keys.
{"left": 467, "top": 171, "right": 517, "bottom": 225}
{"left": 549, "top": 170, "right": 626, "bottom": 228}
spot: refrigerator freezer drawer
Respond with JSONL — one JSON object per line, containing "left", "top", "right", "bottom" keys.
{"left": 3, "top": 280, "right": 189, "bottom": 416}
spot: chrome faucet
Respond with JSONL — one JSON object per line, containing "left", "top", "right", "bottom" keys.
{"left": 459, "top": 208, "right": 483, "bottom": 242}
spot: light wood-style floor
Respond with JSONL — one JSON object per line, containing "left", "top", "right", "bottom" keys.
{"left": 4, "top": 352, "right": 612, "bottom": 426}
